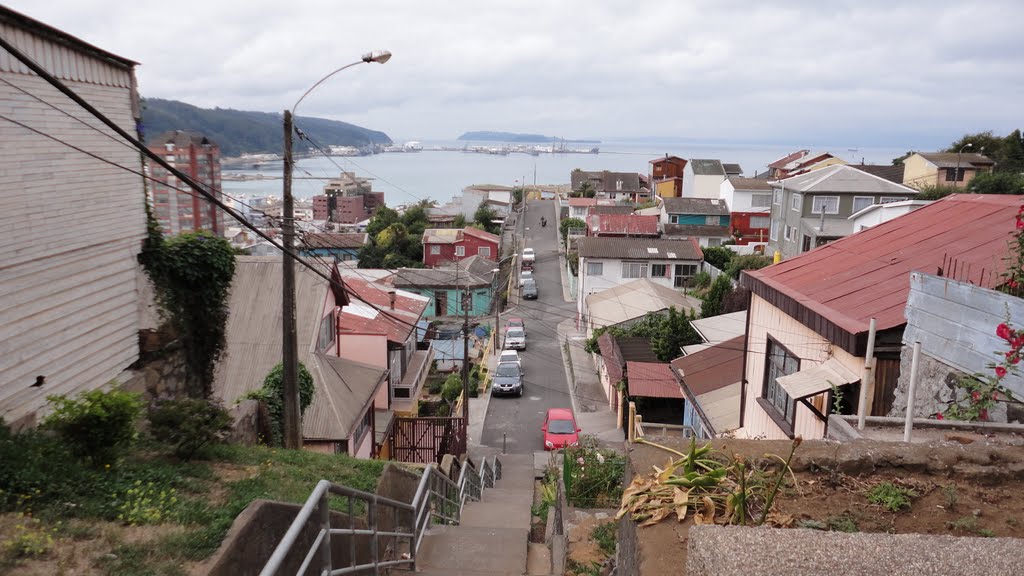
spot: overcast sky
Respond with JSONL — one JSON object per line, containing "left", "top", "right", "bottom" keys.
{"left": 8, "top": 0, "right": 1023, "bottom": 148}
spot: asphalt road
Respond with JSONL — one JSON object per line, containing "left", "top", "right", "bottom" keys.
{"left": 480, "top": 199, "right": 576, "bottom": 454}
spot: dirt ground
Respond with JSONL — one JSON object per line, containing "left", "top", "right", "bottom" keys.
{"left": 622, "top": 437, "right": 1024, "bottom": 575}
{"left": 565, "top": 509, "right": 616, "bottom": 575}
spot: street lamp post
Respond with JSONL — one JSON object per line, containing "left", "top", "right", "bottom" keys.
{"left": 955, "top": 143, "right": 973, "bottom": 189}
{"left": 281, "top": 50, "right": 391, "bottom": 449}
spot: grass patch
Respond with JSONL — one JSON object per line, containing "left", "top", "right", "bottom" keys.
{"left": 866, "top": 482, "right": 918, "bottom": 512}
{"left": 591, "top": 521, "right": 616, "bottom": 556}
{"left": 1, "top": 428, "right": 386, "bottom": 573}
{"left": 827, "top": 513, "right": 858, "bottom": 533}
{"left": 948, "top": 516, "right": 995, "bottom": 537}
{"left": 566, "top": 558, "right": 602, "bottom": 576}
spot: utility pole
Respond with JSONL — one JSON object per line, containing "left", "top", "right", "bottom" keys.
{"left": 281, "top": 110, "right": 302, "bottom": 449}
{"left": 462, "top": 278, "right": 471, "bottom": 424}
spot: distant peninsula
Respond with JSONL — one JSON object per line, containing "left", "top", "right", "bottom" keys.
{"left": 458, "top": 131, "right": 601, "bottom": 144}
{"left": 141, "top": 98, "right": 392, "bottom": 157}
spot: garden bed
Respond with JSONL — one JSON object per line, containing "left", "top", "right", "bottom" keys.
{"left": 620, "top": 437, "right": 1024, "bottom": 575}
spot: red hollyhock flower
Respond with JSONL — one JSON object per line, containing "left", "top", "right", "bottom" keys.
{"left": 995, "top": 366, "right": 1008, "bottom": 378}
{"left": 980, "top": 409, "right": 989, "bottom": 421}
{"left": 997, "top": 323, "right": 1012, "bottom": 340}
{"left": 935, "top": 413, "right": 944, "bottom": 420}
{"left": 971, "top": 391, "right": 981, "bottom": 401}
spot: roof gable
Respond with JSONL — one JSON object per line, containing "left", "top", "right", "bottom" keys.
{"left": 776, "top": 164, "right": 918, "bottom": 195}
{"left": 690, "top": 159, "right": 725, "bottom": 176}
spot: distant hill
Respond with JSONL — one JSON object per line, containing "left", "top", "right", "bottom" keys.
{"left": 140, "top": 98, "right": 392, "bottom": 157}
{"left": 458, "top": 131, "right": 600, "bottom": 143}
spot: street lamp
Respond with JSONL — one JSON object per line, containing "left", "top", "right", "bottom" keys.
{"left": 280, "top": 50, "right": 391, "bottom": 449}
{"left": 955, "top": 143, "right": 973, "bottom": 189}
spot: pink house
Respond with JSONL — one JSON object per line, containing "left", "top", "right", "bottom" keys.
{"left": 422, "top": 227, "right": 500, "bottom": 267}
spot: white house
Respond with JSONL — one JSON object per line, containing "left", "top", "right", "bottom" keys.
{"left": 682, "top": 159, "right": 728, "bottom": 199}
{"left": 848, "top": 199, "right": 933, "bottom": 232}
{"left": 575, "top": 237, "right": 703, "bottom": 326}
{"left": 0, "top": 7, "right": 148, "bottom": 426}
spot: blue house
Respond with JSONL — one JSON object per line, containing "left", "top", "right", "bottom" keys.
{"left": 299, "top": 232, "right": 368, "bottom": 263}
{"left": 659, "top": 197, "right": 732, "bottom": 247}
{"left": 391, "top": 258, "right": 496, "bottom": 318}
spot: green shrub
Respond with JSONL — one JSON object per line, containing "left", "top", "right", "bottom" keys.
{"left": 2, "top": 515, "right": 54, "bottom": 558}
{"left": 441, "top": 373, "right": 463, "bottom": 403}
{"left": 867, "top": 481, "right": 918, "bottom": 512}
{"left": 115, "top": 480, "right": 178, "bottom": 525}
{"left": 724, "top": 254, "right": 772, "bottom": 280}
{"left": 149, "top": 398, "right": 233, "bottom": 461}
{"left": 690, "top": 270, "right": 712, "bottom": 289}
{"left": 42, "top": 388, "right": 143, "bottom": 467}
{"left": 428, "top": 375, "right": 444, "bottom": 395}
{"left": 701, "top": 246, "right": 735, "bottom": 270}
{"left": 592, "top": 521, "right": 617, "bottom": 556}
{"left": 244, "top": 362, "right": 315, "bottom": 446}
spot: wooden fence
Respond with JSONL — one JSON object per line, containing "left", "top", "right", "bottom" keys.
{"left": 388, "top": 417, "right": 466, "bottom": 464}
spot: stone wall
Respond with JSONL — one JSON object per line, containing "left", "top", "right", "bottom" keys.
{"left": 889, "top": 346, "right": 1009, "bottom": 423}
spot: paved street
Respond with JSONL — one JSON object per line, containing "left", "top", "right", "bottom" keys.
{"left": 481, "top": 199, "right": 576, "bottom": 454}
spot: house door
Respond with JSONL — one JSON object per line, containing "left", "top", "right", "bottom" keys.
{"left": 434, "top": 291, "right": 447, "bottom": 316}
{"left": 674, "top": 265, "right": 685, "bottom": 288}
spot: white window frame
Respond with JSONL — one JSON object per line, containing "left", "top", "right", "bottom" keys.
{"left": 621, "top": 261, "right": 648, "bottom": 279}
{"left": 586, "top": 261, "right": 604, "bottom": 276}
{"left": 852, "top": 196, "right": 874, "bottom": 214}
{"left": 705, "top": 215, "right": 719, "bottom": 225}
{"left": 769, "top": 219, "right": 779, "bottom": 241}
{"left": 707, "top": 238, "right": 722, "bottom": 247}
{"left": 478, "top": 246, "right": 491, "bottom": 257}
{"left": 455, "top": 245, "right": 465, "bottom": 257}
{"left": 749, "top": 215, "right": 771, "bottom": 229}
{"left": 784, "top": 225, "right": 794, "bottom": 242}
{"left": 791, "top": 193, "right": 802, "bottom": 212}
{"left": 810, "top": 195, "right": 840, "bottom": 215}
{"left": 751, "top": 193, "right": 772, "bottom": 208}
{"left": 773, "top": 189, "right": 782, "bottom": 204}
{"left": 430, "top": 245, "right": 441, "bottom": 255}
{"left": 880, "top": 196, "right": 907, "bottom": 204}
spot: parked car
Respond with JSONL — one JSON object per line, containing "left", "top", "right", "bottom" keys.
{"left": 504, "top": 317, "right": 525, "bottom": 335}
{"left": 522, "top": 247, "right": 536, "bottom": 263}
{"left": 542, "top": 408, "right": 580, "bottom": 450}
{"left": 519, "top": 270, "right": 533, "bottom": 285}
{"left": 499, "top": 349, "right": 521, "bottom": 367}
{"left": 492, "top": 361, "right": 524, "bottom": 397}
{"left": 504, "top": 327, "right": 526, "bottom": 350}
{"left": 521, "top": 278, "right": 538, "bottom": 300}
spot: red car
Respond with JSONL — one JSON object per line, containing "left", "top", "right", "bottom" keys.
{"left": 505, "top": 317, "right": 525, "bottom": 335}
{"left": 542, "top": 408, "right": 580, "bottom": 451}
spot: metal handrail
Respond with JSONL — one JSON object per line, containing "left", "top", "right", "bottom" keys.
{"left": 260, "top": 455, "right": 503, "bottom": 575}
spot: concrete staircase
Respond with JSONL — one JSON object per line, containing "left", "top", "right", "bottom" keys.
{"left": 413, "top": 453, "right": 537, "bottom": 576}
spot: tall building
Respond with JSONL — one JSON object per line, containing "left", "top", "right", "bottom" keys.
{"left": 313, "top": 171, "right": 386, "bottom": 224}
{"left": 147, "top": 130, "right": 224, "bottom": 235}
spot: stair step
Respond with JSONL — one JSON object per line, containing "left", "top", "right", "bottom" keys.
{"left": 416, "top": 525, "right": 528, "bottom": 575}
{"left": 494, "top": 468, "right": 537, "bottom": 491}
{"left": 460, "top": 489, "right": 533, "bottom": 529}
{"left": 526, "top": 542, "right": 552, "bottom": 575}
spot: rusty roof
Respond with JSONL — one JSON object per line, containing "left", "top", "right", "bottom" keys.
{"left": 768, "top": 150, "right": 809, "bottom": 169}
{"left": 741, "top": 194, "right": 1020, "bottom": 354}
{"left": 626, "top": 361, "right": 683, "bottom": 399}
{"left": 587, "top": 213, "right": 659, "bottom": 236}
{"left": 576, "top": 237, "right": 703, "bottom": 260}
{"left": 918, "top": 152, "right": 995, "bottom": 168}
{"left": 302, "top": 353, "right": 387, "bottom": 442}
{"left": 597, "top": 333, "right": 624, "bottom": 384}
{"left": 302, "top": 232, "right": 369, "bottom": 249}
{"left": 662, "top": 224, "right": 731, "bottom": 239}
{"left": 338, "top": 277, "right": 429, "bottom": 342}
{"left": 671, "top": 336, "right": 745, "bottom": 397}
{"left": 589, "top": 205, "right": 636, "bottom": 216}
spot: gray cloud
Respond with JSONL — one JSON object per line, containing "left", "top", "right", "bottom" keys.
{"left": 6, "top": 0, "right": 1023, "bottom": 147}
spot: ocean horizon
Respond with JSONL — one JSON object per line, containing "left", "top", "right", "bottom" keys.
{"left": 221, "top": 138, "right": 913, "bottom": 207}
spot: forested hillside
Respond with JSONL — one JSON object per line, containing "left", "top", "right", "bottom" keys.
{"left": 140, "top": 98, "right": 392, "bottom": 156}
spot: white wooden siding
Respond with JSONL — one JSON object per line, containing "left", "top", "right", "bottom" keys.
{"left": 0, "top": 33, "right": 144, "bottom": 424}
{"left": 740, "top": 294, "right": 863, "bottom": 440}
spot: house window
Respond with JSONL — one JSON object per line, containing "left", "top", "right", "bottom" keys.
{"left": 879, "top": 196, "right": 906, "bottom": 204}
{"left": 675, "top": 264, "right": 697, "bottom": 277}
{"left": 750, "top": 216, "right": 770, "bottom": 229}
{"left": 586, "top": 262, "right": 604, "bottom": 276}
{"left": 763, "top": 338, "right": 800, "bottom": 426}
{"left": 707, "top": 238, "right": 722, "bottom": 247}
{"left": 651, "top": 264, "right": 668, "bottom": 277}
{"left": 430, "top": 245, "right": 440, "bottom": 255}
{"left": 783, "top": 225, "right": 793, "bottom": 242}
{"left": 810, "top": 196, "right": 840, "bottom": 214}
{"left": 751, "top": 194, "right": 772, "bottom": 208}
{"left": 616, "top": 180, "right": 623, "bottom": 191}
{"left": 621, "top": 261, "right": 648, "bottom": 278}
{"left": 352, "top": 409, "right": 372, "bottom": 445}
{"left": 478, "top": 246, "right": 491, "bottom": 257}
{"left": 945, "top": 168, "right": 965, "bottom": 182}
{"left": 705, "top": 215, "right": 719, "bottom": 225}
{"left": 773, "top": 189, "right": 782, "bottom": 205}
{"left": 791, "top": 193, "right": 802, "bottom": 211}
{"left": 769, "top": 219, "right": 779, "bottom": 241}
{"left": 455, "top": 245, "right": 465, "bottom": 257}
{"left": 853, "top": 196, "right": 874, "bottom": 213}
{"left": 317, "top": 311, "right": 335, "bottom": 351}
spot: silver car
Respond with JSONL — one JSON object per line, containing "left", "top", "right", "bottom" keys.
{"left": 504, "top": 327, "right": 526, "bottom": 350}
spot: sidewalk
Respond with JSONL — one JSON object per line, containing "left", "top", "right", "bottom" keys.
{"left": 467, "top": 347, "right": 499, "bottom": 459}
{"left": 556, "top": 318, "right": 623, "bottom": 448}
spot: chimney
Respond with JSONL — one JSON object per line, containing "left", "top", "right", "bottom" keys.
{"left": 388, "top": 290, "right": 396, "bottom": 309}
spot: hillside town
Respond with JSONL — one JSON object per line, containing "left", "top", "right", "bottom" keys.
{"left": 3, "top": 5, "right": 1024, "bottom": 576}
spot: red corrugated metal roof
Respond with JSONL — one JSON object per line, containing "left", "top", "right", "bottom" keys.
{"left": 587, "top": 214, "right": 659, "bottom": 236}
{"left": 569, "top": 198, "right": 599, "bottom": 207}
{"left": 462, "top": 227, "right": 500, "bottom": 243}
{"left": 745, "top": 195, "right": 1020, "bottom": 336}
{"left": 597, "top": 333, "right": 623, "bottom": 383}
{"left": 670, "top": 336, "right": 744, "bottom": 396}
{"left": 338, "top": 277, "right": 429, "bottom": 342}
{"left": 626, "top": 361, "right": 683, "bottom": 399}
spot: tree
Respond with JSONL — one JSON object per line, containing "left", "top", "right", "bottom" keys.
{"left": 966, "top": 172, "right": 1024, "bottom": 195}
{"left": 578, "top": 181, "right": 596, "bottom": 198}
{"left": 560, "top": 217, "right": 586, "bottom": 244}
{"left": 915, "top": 184, "right": 960, "bottom": 200}
{"left": 453, "top": 214, "right": 467, "bottom": 228}
{"left": 474, "top": 203, "right": 500, "bottom": 234}
{"left": 366, "top": 206, "right": 399, "bottom": 238}
{"left": 701, "top": 246, "right": 734, "bottom": 270}
{"left": 701, "top": 275, "right": 733, "bottom": 318}
{"left": 721, "top": 286, "right": 751, "bottom": 314}
{"left": 725, "top": 254, "right": 772, "bottom": 280}
{"left": 652, "top": 307, "right": 701, "bottom": 361}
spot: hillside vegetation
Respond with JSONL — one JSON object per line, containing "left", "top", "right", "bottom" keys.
{"left": 141, "top": 98, "right": 392, "bottom": 157}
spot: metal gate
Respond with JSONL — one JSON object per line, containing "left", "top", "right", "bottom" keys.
{"left": 389, "top": 416, "right": 466, "bottom": 464}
